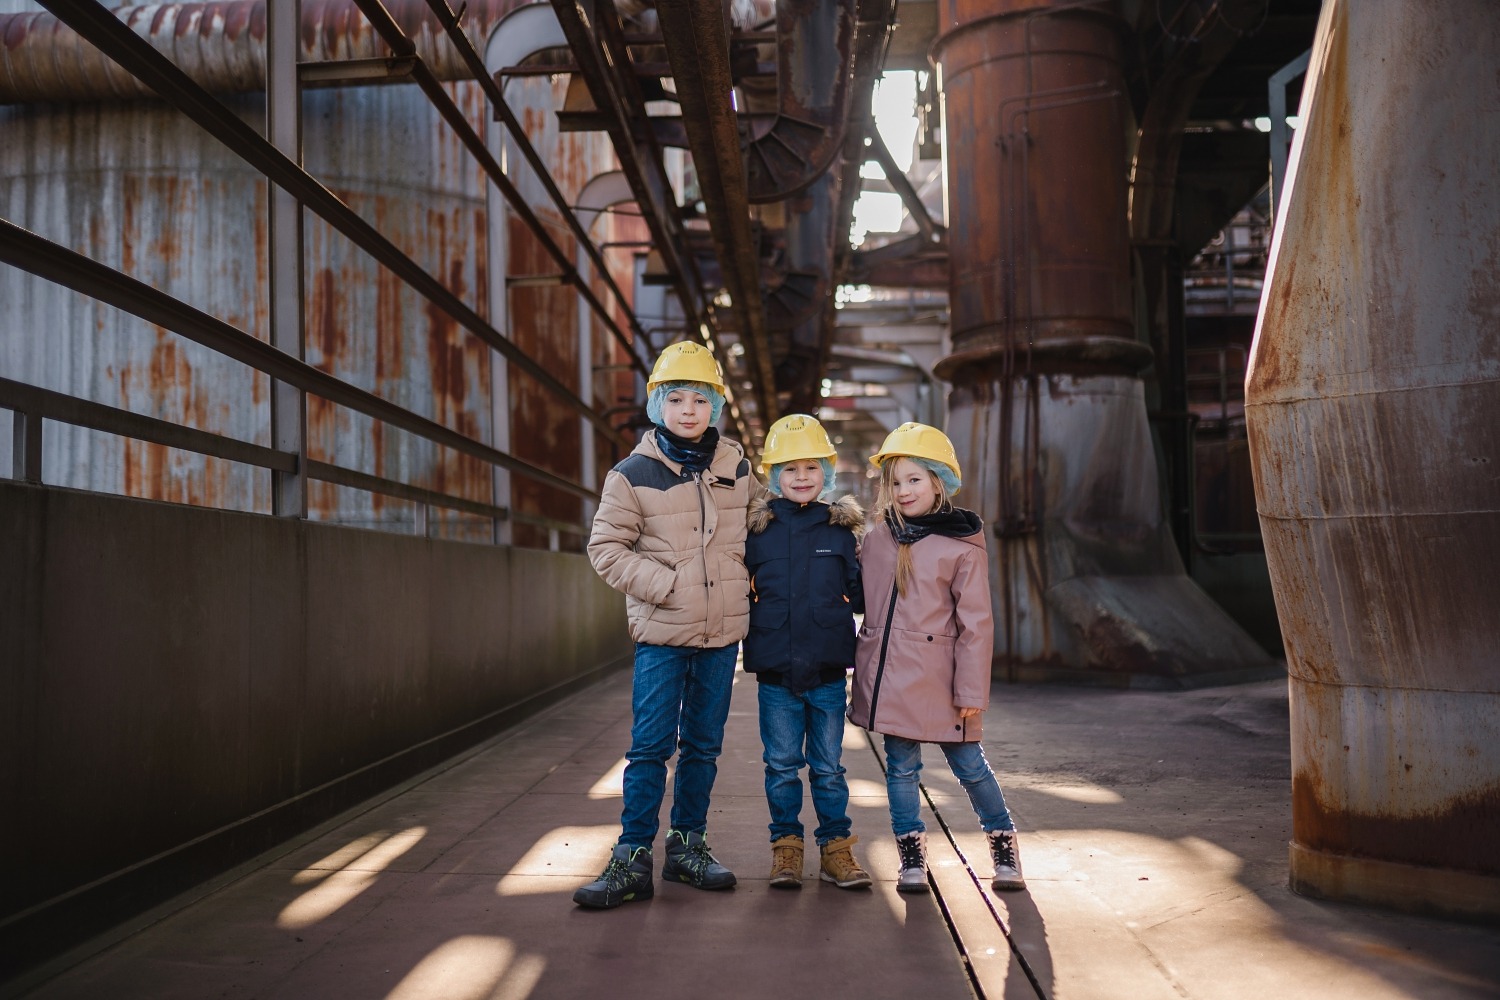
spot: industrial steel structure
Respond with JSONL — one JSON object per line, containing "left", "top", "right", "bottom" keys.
{"left": 3, "top": 0, "right": 1496, "bottom": 980}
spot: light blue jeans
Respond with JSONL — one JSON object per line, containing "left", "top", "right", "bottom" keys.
{"left": 882, "top": 734, "right": 1016, "bottom": 836}
{"left": 758, "top": 678, "right": 852, "bottom": 845}
{"left": 618, "top": 642, "right": 739, "bottom": 848}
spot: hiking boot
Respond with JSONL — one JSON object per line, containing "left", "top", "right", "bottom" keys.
{"left": 819, "top": 835, "right": 872, "bottom": 889}
{"left": 573, "top": 844, "right": 653, "bottom": 909}
{"left": 894, "top": 831, "right": 928, "bottom": 894}
{"left": 988, "top": 829, "right": 1026, "bottom": 891}
{"left": 769, "top": 835, "right": 804, "bottom": 889}
{"left": 661, "top": 829, "right": 737, "bottom": 890}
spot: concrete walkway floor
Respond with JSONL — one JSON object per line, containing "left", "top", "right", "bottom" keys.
{"left": 11, "top": 669, "right": 1500, "bottom": 1000}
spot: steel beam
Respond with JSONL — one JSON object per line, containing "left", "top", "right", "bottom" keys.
{"left": 654, "top": 0, "right": 777, "bottom": 422}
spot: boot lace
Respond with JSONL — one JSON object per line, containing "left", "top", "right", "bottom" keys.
{"left": 677, "top": 840, "right": 715, "bottom": 877}
{"left": 897, "top": 836, "right": 924, "bottom": 871}
{"left": 990, "top": 834, "right": 1017, "bottom": 870}
{"left": 772, "top": 844, "right": 801, "bottom": 872}
{"left": 600, "top": 854, "right": 634, "bottom": 889}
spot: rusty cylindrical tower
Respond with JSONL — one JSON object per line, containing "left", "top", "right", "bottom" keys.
{"left": 1247, "top": 0, "right": 1500, "bottom": 917}
{"left": 932, "top": 0, "right": 1271, "bottom": 684}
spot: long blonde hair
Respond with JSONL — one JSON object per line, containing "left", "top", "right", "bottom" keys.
{"left": 874, "top": 458, "right": 951, "bottom": 596}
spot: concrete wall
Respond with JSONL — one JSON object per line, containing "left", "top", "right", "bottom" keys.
{"left": 0, "top": 481, "right": 629, "bottom": 971}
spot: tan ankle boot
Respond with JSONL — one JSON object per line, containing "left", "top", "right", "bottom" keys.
{"left": 819, "top": 834, "right": 873, "bottom": 889}
{"left": 769, "top": 835, "right": 804, "bottom": 888}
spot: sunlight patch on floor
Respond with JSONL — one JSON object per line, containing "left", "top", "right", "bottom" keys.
{"left": 384, "top": 936, "right": 545, "bottom": 1000}
{"left": 495, "top": 825, "right": 619, "bottom": 895}
{"left": 277, "top": 826, "right": 427, "bottom": 929}
{"left": 587, "top": 757, "right": 627, "bottom": 799}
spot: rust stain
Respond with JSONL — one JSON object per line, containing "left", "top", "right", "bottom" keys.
{"left": 1293, "top": 771, "right": 1500, "bottom": 877}
{"left": 507, "top": 213, "right": 582, "bottom": 547}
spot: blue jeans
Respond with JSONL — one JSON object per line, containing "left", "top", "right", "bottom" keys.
{"left": 882, "top": 735, "right": 1015, "bottom": 836}
{"left": 618, "top": 642, "right": 739, "bottom": 848}
{"left": 758, "top": 678, "right": 852, "bottom": 845}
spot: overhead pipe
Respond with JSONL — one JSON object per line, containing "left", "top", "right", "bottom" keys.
{"left": 743, "top": 0, "right": 857, "bottom": 203}
{"left": 654, "top": 0, "right": 778, "bottom": 424}
{"left": 759, "top": 0, "right": 892, "bottom": 414}
{"left": 0, "top": 0, "right": 514, "bottom": 103}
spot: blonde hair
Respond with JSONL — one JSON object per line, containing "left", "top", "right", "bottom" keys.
{"left": 874, "top": 458, "right": 952, "bottom": 596}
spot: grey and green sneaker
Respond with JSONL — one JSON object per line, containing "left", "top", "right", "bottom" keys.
{"left": 661, "top": 829, "right": 737, "bottom": 890}
{"left": 573, "top": 844, "right": 653, "bottom": 909}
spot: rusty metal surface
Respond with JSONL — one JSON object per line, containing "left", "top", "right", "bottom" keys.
{"left": 742, "top": 0, "right": 856, "bottom": 204}
{"left": 932, "top": 1, "right": 1132, "bottom": 356}
{"left": 1, "top": 77, "right": 535, "bottom": 529}
{"left": 1247, "top": 0, "right": 1500, "bottom": 888}
{"left": 927, "top": 1, "right": 1270, "bottom": 681}
{"left": 0, "top": 0, "right": 520, "bottom": 103}
{"left": 654, "top": 0, "right": 777, "bottom": 419}
{"left": 947, "top": 372, "right": 1273, "bottom": 683}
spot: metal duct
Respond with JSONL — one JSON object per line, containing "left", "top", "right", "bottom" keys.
{"left": 743, "top": 0, "right": 857, "bottom": 203}
{"left": 0, "top": 0, "right": 518, "bottom": 103}
{"left": 932, "top": 0, "right": 1273, "bottom": 684}
{"left": 1247, "top": 0, "right": 1500, "bottom": 918}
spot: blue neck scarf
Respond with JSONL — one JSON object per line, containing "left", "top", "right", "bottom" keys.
{"left": 655, "top": 426, "right": 720, "bottom": 474}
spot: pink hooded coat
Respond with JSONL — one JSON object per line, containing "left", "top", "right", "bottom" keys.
{"left": 847, "top": 515, "right": 995, "bottom": 743}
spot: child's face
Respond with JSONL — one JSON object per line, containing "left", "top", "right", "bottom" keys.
{"left": 660, "top": 389, "right": 713, "bottom": 440}
{"left": 777, "top": 459, "right": 825, "bottom": 503}
{"left": 890, "top": 457, "right": 939, "bottom": 517}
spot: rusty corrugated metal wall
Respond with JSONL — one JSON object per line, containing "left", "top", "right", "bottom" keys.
{"left": 0, "top": 0, "right": 634, "bottom": 544}
{"left": 1248, "top": 0, "right": 1500, "bottom": 917}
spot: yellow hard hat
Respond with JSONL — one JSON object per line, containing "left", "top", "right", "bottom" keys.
{"left": 870, "top": 422, "right": 962, "bottom": 493}
{"left": 647, "top": 341, "right": 727, "bottom": 395}
{"left": 758, "top": 414, "right": 836, "bottom": 475}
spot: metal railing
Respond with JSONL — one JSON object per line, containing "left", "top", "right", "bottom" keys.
{"left": 0, "top": 0, "right": 677, "bottom": 549}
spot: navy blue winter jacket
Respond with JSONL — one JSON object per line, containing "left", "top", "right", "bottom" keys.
{"left": 743, "top": 494, "right": 866, "bottom": 693}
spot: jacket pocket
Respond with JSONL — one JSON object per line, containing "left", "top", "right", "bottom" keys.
{"left": 749, "top": 602, "right": 789, "bottom": 630}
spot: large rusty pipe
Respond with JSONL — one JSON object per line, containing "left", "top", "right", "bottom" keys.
{"left": 932, "top": 0, "right": 1272, "bottom": 683}
{"left": 1247, "top": 0, "right": 1500, "bottom": 918}
{"left": 932, "top": 1, "right": 1133, "bottom": 371}
{"left": 0, "top": 0, "right": 518, "bottom": 103}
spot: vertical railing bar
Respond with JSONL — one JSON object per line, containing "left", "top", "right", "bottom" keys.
{"left": 13, "top": 408, "right": 43, "bottom": 483}
{"left": 268, "top": 0, "right": 307, "bottom": 518}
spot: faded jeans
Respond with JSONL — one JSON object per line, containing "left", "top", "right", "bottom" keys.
{"left": 882, "top": 734, "right": 1016, "bottom": 836}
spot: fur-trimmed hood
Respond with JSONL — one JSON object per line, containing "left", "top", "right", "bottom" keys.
{"left": 748, "top": 494, "right": 865, "bottom": 536}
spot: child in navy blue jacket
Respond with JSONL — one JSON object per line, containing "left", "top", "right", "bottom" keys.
{"left": 744, "top": 414, "right": 871, "bottom": 889}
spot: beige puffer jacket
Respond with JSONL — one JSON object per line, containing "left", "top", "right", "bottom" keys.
{"left": 847, "top": 513, "right": 995, "bottom": 742}
{"left": 587, "top": 430, "right": 752, "bottom": 648}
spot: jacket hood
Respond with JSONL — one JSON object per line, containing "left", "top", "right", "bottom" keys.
{"left": 749, "top": 494, "right": 866, "bottom": 535}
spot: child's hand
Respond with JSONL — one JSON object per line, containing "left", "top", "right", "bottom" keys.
{"left": 957, "top": 706, "right": 982, "bottom": 719}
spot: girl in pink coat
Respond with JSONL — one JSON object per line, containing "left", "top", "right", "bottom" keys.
{"left": 847, "top": 422, "right": 1025, "bottom": 895}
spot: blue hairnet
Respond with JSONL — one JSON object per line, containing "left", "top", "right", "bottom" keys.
{"left": 767, "top": 457, "right": 836, "bottom": 500}
{"left": 905, "top": 456, "right": 961, "bottom": 498}
{"left": 646, "top": 380, "right": 725, "bottom": 428}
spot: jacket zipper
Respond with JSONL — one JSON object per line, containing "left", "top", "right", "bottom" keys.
{"left": 695, "top": 471, "right": 710, "bottom": 647}
{"left": 865, "top": 577, "right": 901, "bottom": 726}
